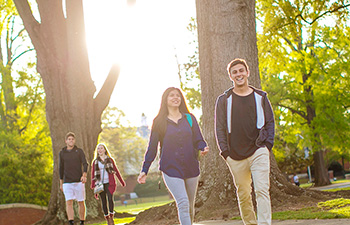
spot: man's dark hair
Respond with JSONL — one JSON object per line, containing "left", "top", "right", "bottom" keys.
{"left": 227, "top": 58, "right": 249, "bottom": 75}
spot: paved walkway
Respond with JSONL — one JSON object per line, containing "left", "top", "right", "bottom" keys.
{"left": 194, "top": 218, "right": 350, "bottom": 225}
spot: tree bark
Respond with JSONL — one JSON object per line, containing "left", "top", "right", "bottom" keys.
{"left": 303, "top": 78, "right": 330, "bottom": 186}
{"left": 313, "top": 150, "right": 331, "bottom": 186}
{"left": 194, "top": 0, "right": 260, "bottom": 219}
{"left": 13, "top": 1, "right": 120, "bottom": 224}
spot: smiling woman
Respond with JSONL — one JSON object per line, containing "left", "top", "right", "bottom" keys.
{"left": 83, "top": 0, "right": 196, "bottom": 126}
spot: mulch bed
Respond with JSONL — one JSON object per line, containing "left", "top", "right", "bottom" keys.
{"left": 0, "top": 207, "right": 46, "bottom": 225}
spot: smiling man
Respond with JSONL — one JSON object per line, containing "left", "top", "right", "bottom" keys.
{"left": 215, "top": 58, "right": 275, "bottom": 225}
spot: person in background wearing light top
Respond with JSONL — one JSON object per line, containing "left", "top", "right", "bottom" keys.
{"left": 59, "top": 132, "right": 88, "bottom": 225}
{"left": 137, "top": 87, "right": 209, "bottom": 225}
{"left": 293, "top": 173, "right": 300, "bottom": 186}
{"left": 91, "top": 143, "right": 126, "bottom": 225}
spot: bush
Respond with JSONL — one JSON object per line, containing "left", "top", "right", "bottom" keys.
{"left": 0, "top": 131, "right": 52, "bottom": 206}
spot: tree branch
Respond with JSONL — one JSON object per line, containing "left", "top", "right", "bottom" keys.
{"left": 296, "top": 4, "right": 350, "bottom": 25}
{"left": 11, "top": 48, "right": 35, "bottom": 65}
{"left": 277, "top": 103, "right": 307, "bottom": 121}
{"left": 11, "top": 28, "right": 26, "bottom": 46}
{"left": 94, "top": 64, "right": 120, "bottom": 117}
{"left": 282, "top": 36, "right": 298, "bottom": 52}
{"left": 13, "top": 0, "right": 39, "bottom": 31}
{"left": 19, "top": 78, "right": 43, "bottom": 134}
{"left": 13, "top": 0, "right": 41, "bottom": 46}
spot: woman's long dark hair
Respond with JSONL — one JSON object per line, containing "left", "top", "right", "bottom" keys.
{"left": 152, "top": 87, "right": 190, "bottom": 139}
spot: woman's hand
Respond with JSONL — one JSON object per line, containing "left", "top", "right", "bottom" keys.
{"left": 137, "top": 172, "right": 147, "bottom": 184}
{"left": 200, "top": 146, "right": 209, "bottom": 156}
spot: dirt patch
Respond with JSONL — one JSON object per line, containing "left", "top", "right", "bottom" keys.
{"left": 0, "top": 207, "right": 46, "bottom": 225}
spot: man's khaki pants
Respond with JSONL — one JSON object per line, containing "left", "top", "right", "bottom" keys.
{"left": 226, "top": 147, "right": 271, "bottom": 225}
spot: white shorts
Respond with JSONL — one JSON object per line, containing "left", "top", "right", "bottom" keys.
{"left": 63, "top": 182, "right": 85, "bottom": 202}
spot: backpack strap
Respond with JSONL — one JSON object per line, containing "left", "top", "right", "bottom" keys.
{"left": 185, "top": 113, "right": 193, "bottom": 127}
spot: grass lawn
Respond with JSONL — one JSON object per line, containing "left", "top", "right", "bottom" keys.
{"left": 276, "top": 180, "right": 350, "bottom": 220}
{"left": 87, "top": 196, "right": 174, "bottom": 225}
{"left": 114, "top": 197, "right": 174, "bottom": 215}
{"left": 273, "top": 198, "right": 350, "bottom": 219}
{"left": 300, "top": 179, "right": 350, "bottom": 189}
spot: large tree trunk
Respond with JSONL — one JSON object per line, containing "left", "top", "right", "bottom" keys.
{"left": 13, "top": 1, "right": 119, "bottom": 224}
{"left": 195, "top": 0, "right": 260, "bottom": 219}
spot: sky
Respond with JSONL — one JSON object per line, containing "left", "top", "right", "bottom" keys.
{"left": 83, "top": 0, "right": 197, "bottom": 127}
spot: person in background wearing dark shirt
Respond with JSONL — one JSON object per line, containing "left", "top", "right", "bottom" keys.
{"left": 137, "top": 87, "right": 209, "bottom": 225}
{"left": 59, "top": 132, "right": 88, "bottom": 225}
{"left": 215, "top": 58, "right": 275, "bottom": 225}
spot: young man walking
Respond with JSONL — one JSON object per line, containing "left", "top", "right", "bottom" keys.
{"left": 59, "top": 132, "right": 89, "bottom": 225}
{"left": 215, "top": 58, "right": 275, "bottom": 225}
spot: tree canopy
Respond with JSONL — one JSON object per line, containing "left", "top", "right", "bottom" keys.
{"left": 257, "top": 0, "right": 350, "bottom": 184}
{"left": 0, "top": 0, "right": 51, "bottom": 206}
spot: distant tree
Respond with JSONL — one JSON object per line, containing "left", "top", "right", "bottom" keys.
{"left": 13, "top": 0, "right": 120, "bottom": 224}
{"left": 0, "top": 0, "right": 34, "bottom": 128}
{"left": 177, "top": 18, "right": 202, "bottom": 110}
{"left": 98, "top": 107, "right": 147, "bottom": 175}
{"left": 257, "top": 0, "right": 350, "bottom": 186}
{"left": 0, "top": 0, "right": 51, "bottom": 206}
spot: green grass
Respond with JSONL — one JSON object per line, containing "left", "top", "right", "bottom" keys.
{"left": 114, "top": 198, "right": 174, "bottom": 214}
{"left": 274, "top": 198, "right": 350, "bottom": 220}
{"left": 271, "top": 207, "right": 347, "bottom": 220}
{"left": 333, "top": 179, "right": 350, "bottom": 184}
{"left": 273, "top": 181, "right": 350, "bottom": 220}
{"left": 87, "top": 196, "right": 174, "bottom": 225}
{"left": 325, "top": 187, "right": 350, "bottom": 192}
{"left": 300, "top": 179, "right": 350, "bottom": 189}
{"left": 89, "top": 217, "right": 136, "bottom": 225}
{"left": 300, "top": 183, "right": 313, "bottom": 188}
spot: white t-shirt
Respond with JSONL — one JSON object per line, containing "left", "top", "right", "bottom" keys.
{"left": 98, "top": 161, "right": 109, "bottom": 184}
